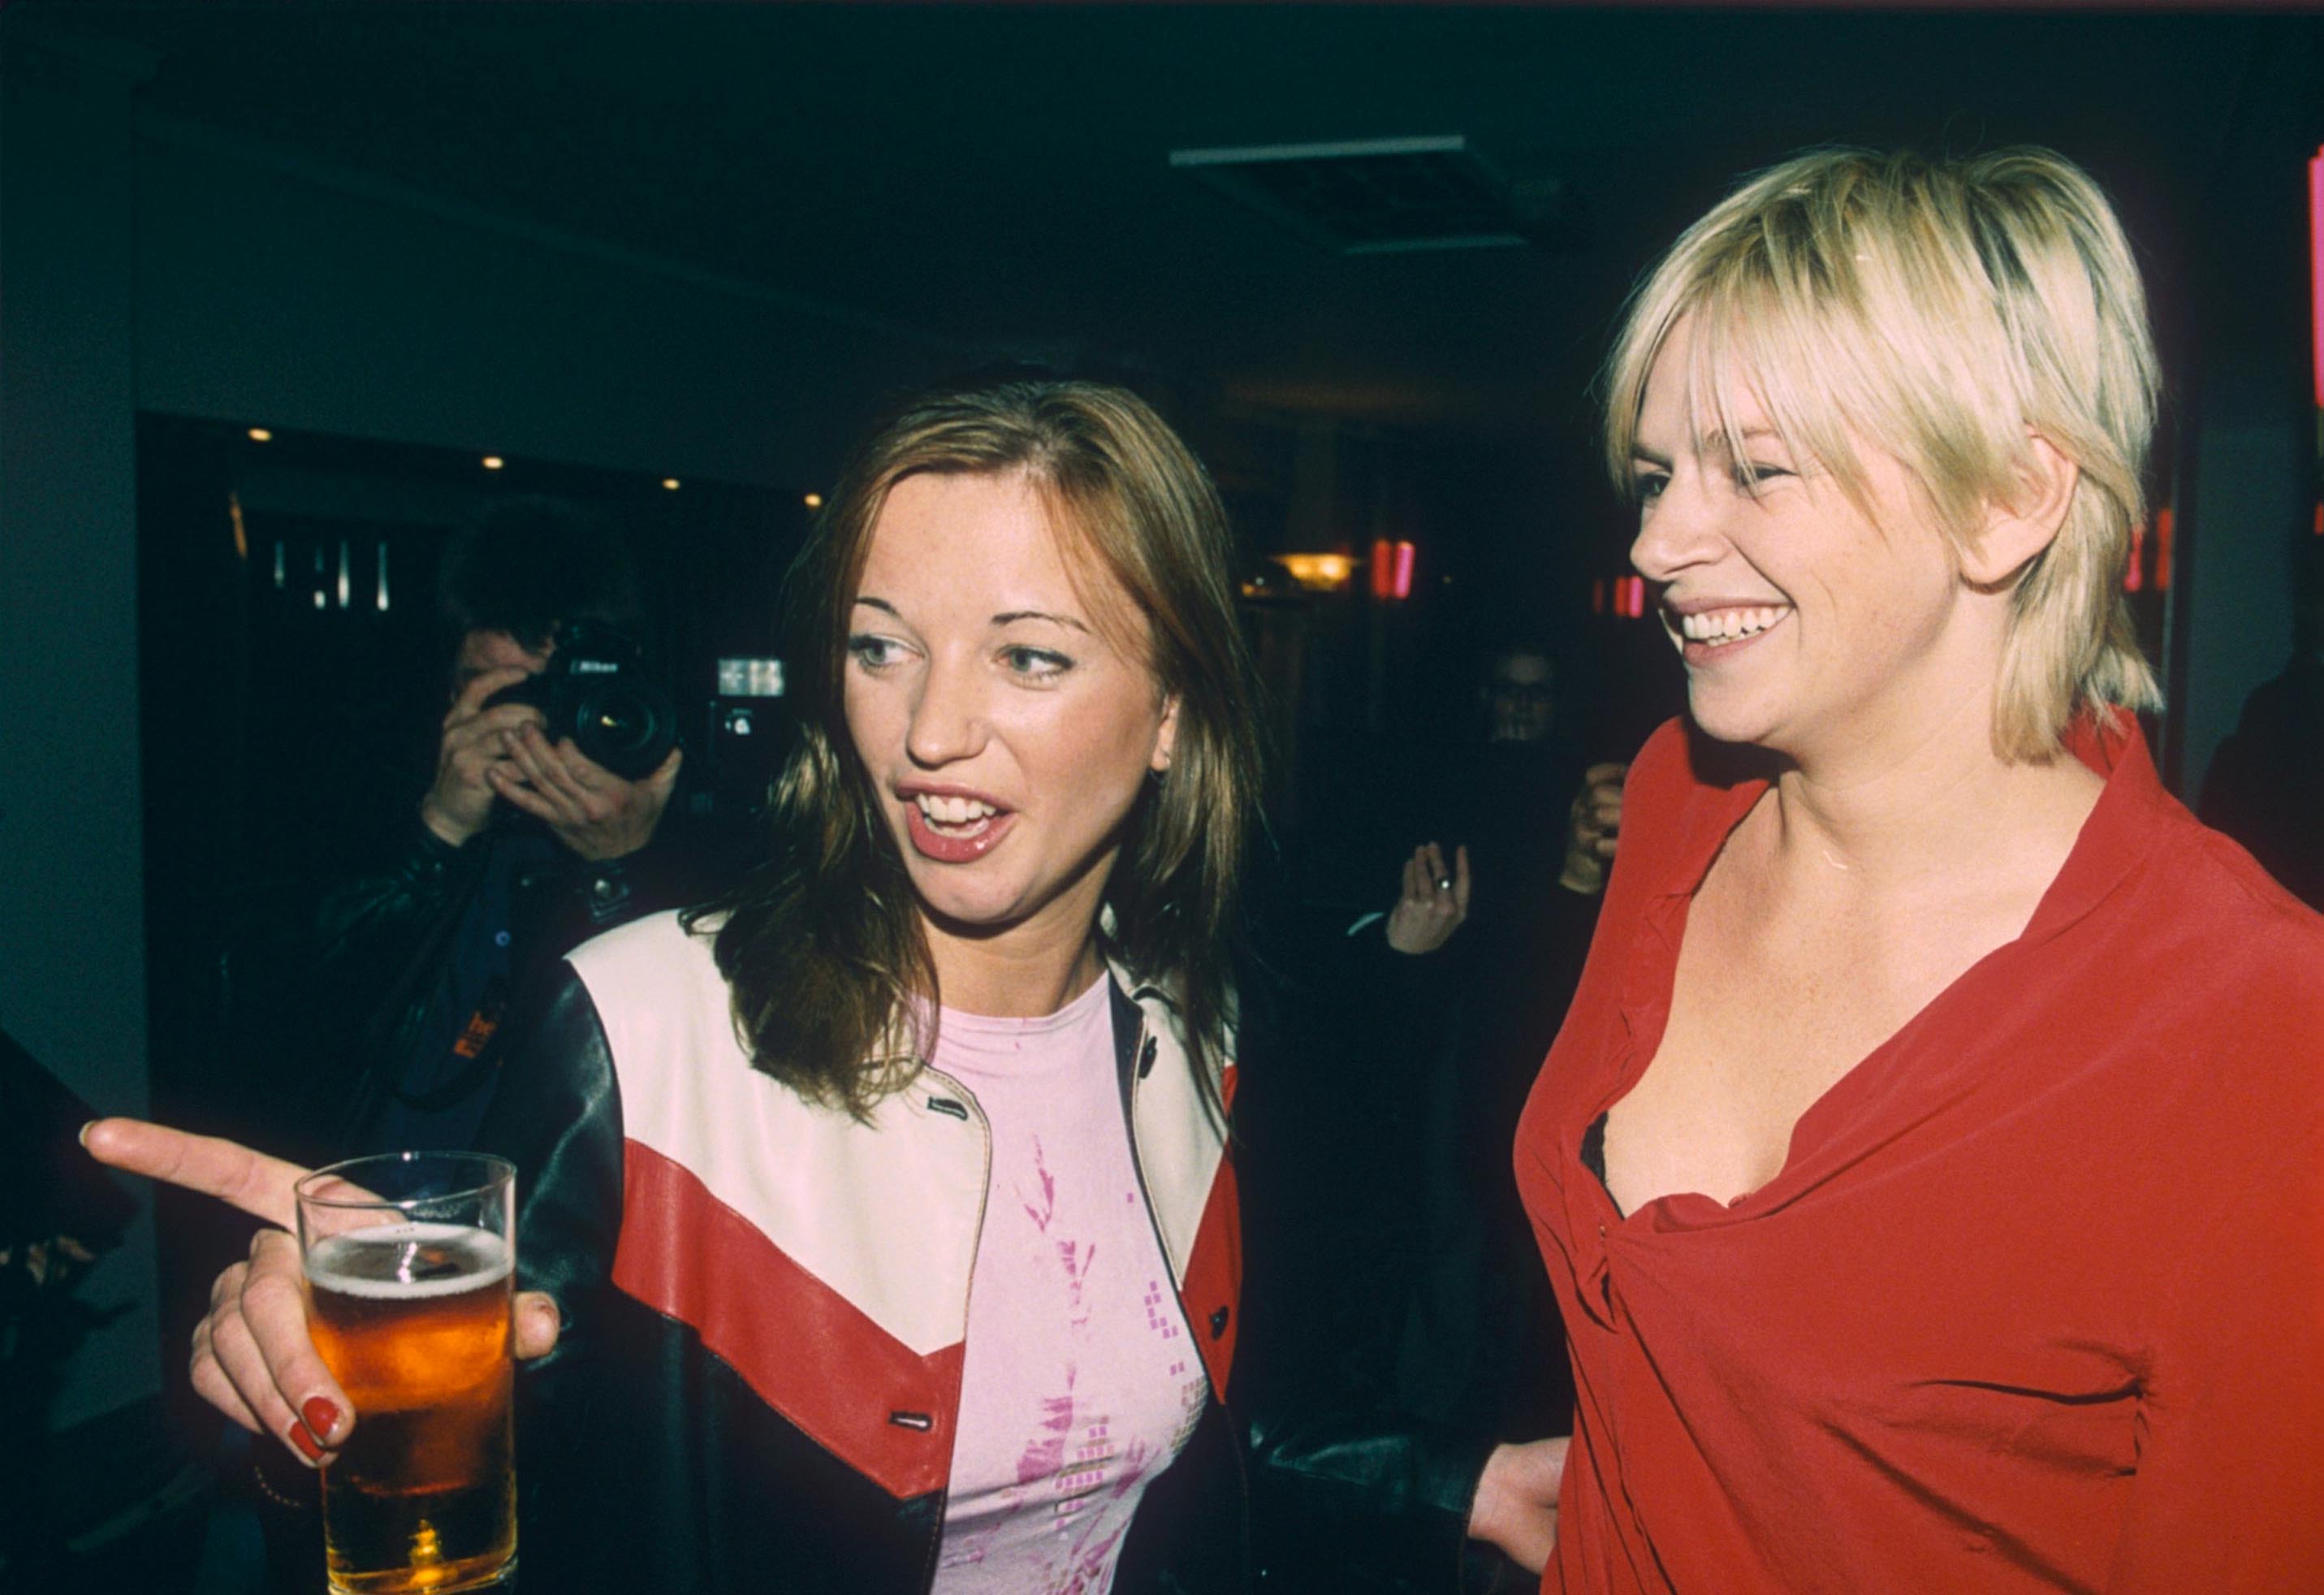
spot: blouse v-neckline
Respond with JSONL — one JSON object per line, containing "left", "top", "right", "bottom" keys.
{"left": 1581, "top": 712, "right": 2158, "bottom": 1226}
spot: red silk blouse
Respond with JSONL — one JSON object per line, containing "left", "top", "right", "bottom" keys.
{"left": 1516, "top": 714, "right": 2324, "bottom": 1593}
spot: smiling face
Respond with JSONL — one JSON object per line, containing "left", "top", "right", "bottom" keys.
{"left": 843, "top": 469, "right": 1178, "bottom": 970}
{"left": 1627, "top": 318, "right": 1999, "bottom": 765}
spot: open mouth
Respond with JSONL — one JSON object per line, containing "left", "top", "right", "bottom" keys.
{"left": 1665, "top": 603, "right": 1790, "bottom": 653}
{"left": 901, "top": 791, "right": 1015, "bottom": 862}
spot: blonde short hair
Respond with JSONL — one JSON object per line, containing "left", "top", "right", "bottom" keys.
{"left": 1604, "top": 147, "right": 2162, "bottom": 759}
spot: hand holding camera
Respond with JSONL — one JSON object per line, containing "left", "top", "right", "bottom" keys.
{"left": 486, "top": 726, "right": 680, "bottom": 862}
{"left": 420, "top": 622, "right": 683, "bottom": 862}
{"left": 418, "top": 664, "right": 551, "bottom": 850}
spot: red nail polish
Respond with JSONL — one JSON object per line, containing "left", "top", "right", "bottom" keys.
{"left": 287, "top": 1418, "right": 324, "bottom": 1463}
{"left": 301, "top": 1396, "right": 341, "bottom": 1442}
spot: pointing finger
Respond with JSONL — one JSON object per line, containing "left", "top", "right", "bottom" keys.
{"left": 82, "top": 1119, "right": 310, "bottom": 1231}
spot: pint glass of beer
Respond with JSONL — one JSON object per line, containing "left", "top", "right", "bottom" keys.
{"left": 296, "top": 1152, "right": 517, "bottom": 1595}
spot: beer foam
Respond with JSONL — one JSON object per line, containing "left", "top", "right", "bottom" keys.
{"left": 307, "top": 1222, "right": 513, "bottom": 1300}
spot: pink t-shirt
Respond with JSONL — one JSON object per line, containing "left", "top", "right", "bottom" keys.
{"left": 928, "top": 977, "right": 1212, "bottom": 1595}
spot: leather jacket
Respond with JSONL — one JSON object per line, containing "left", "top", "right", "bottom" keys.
{"left": 301, "top": 813, "right": 672, "bottom": 1156}
{"left": 472, "top": 911, "right": 1493, "bottom": 1594}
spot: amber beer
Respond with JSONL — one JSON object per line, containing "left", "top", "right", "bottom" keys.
{"left": 297, "top": 1155, "right": 516, "bottom": 1595}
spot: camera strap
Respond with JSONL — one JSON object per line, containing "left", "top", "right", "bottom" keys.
{"left": 391, "top": 973, "right": 512, "bottom": 1115}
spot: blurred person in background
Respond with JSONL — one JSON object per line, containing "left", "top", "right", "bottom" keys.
{"left": 189, "top": 497, "right": 692, "bottom": 1591}
{"left": 1373, "top": 647, "right": 1631, "bottom": 1447}
{"left": 302, "top": 497, "right": 686, "bottom": 1161}
{"left": 2200, "top": 532, "right": 2323, "bottom": 910}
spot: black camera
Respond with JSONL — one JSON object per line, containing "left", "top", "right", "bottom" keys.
{"left": 485, "top": 620, "right": 680, "bottom": 780}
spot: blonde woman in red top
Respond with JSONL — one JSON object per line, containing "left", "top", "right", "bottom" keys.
{"left": 1515, "top": 148, "right": 2323, "bottom": 1592}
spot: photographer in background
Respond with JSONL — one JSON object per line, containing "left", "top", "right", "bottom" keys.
{"left": 309, "top": 497, "right": 684, "bottom": 1158}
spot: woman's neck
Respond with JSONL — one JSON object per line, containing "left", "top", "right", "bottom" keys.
{"left": 922, "top": 908, "right": 1109, "bottom": 1020}
{"left": 1761, "top": 695, "right": 2102, "bottom": 898}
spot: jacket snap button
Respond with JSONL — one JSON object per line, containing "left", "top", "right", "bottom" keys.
{"left": 1208, "top": 1306, "right": 1229, "bottom": 1339}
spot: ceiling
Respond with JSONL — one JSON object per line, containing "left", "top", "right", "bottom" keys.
{"left": 11, "top": 2, "right": 2315, "bottom": 457}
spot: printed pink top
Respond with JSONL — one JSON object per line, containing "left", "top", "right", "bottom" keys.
{"left": 930, "top": 978, "right": 1211, "bottom": 1595}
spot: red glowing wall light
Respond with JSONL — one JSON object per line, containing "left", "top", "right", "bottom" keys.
{"left": 1616, "top": 575, "right": 1648, "bottom": 619}
{"left": 2123, "top": 521, "right": 2145, "bottom": 593}
{"left": 1591, "top": 577, "right": 1607, "bottom": 616}
{"left": 2312, "top": 147, "right": 2323, "bottom": 408}
{"left": 2154, "top": 507, "right": 2174, "bottom": 589}
{"left": 1367, "top": 539, "right": 1415, "bottom": 601}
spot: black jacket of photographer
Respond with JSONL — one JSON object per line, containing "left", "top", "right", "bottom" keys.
{"left": 300, "top": 808, "right": 685, "bottom": 1159}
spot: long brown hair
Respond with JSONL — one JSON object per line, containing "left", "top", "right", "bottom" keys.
{"left": 689, "top": 378, "right": 1263, "bottom": 1117}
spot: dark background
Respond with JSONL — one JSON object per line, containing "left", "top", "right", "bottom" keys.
{"left": 5, "top": 1, "right": 2321, "bottom": 1579}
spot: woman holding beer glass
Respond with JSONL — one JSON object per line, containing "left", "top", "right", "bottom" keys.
{"left": 89, "top": 378, "right": 1562, "bottom": 1593}
{"left": 1514, "top": 148, "right": 2323, "bottom": 1590}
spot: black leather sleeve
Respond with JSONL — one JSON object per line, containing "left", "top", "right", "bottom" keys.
{"left": 467, "top": 961, "right": 630, "bottom": 1589}
{"left": 469, "top": 960, "right": 625, "bottom": 1374}
{"left": 1234, "top": 1325, "right": 1498, "bottom": 1593}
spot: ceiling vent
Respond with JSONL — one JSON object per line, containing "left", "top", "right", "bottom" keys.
{"left": 1170, "top": 134, "right": 1575, "bottom": 256}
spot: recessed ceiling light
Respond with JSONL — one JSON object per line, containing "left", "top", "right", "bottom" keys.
{"left": 662, "top": 478, "right": 681, "bottom": 491}
{"left": 803, "top": 493, "right": 824, "bottom": 509}
{"left": 248, "top": 427, "right": 274, "bottom": 443}
{"left": 482, "top": 456, "right": 505, "bottom": 471}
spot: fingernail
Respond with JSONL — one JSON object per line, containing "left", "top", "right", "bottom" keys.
{"left": 302, "top": 1396, "right": 341, "bottom": 1442}
{"left": 78, "top": 1120, "right": 97, "bottom": 1148}
{"left": 287, "top": 1418, "right": 324, "bottom": 1465}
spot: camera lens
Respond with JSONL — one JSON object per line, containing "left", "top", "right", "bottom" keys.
{"left": 594, "top": 695, "right": 649, "bottom": 748}
{"left": 573, "top": 682, "right": 677, "bottom": 779}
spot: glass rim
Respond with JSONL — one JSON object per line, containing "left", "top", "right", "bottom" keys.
{"left": 296, "top": 1150, "right": 515, "bottom": 1212}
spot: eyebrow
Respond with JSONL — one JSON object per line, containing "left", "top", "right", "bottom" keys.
{"left": 992, "top": 609, "right": 1091, "bottom": 633}
{"left": 1700, "top": 426, "right": 1789, "bottom": 457}
{"left": 1631, "top": 426, "right": 1788, "bottom": 469}
{"left": 849, "top": 597, "right": 1092, "bottom": 634}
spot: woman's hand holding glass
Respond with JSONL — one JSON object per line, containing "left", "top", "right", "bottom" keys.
{"left": 80, "top": 1117, "right": 562, "bottom": 1466}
